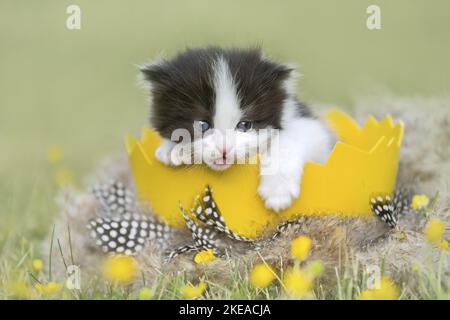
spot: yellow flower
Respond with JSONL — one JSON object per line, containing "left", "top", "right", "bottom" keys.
{"left": 31, "top": 259, "right": 43, "bottom": 273}
{"left": 181, "top": 281, "right": 207, "bottom": 299}
{"left": 291, "top": 235, "right": 312, "bottom": 261}
{"left": 411, "top": 194, "right": 429, "bottom": 210}
{"left": 411, "top": 263, "right": 419, "bottom": 273}
{"left": 35, "top": 282, "right": 63, "bottom": 297}
{"left": 103, "top": 255, "right": 137, "bottom": 285}
{"left": 439, "top": 240, "right": 449, "bottom": 251}
{"left": 357, "top": 277, "right": 399, "bottom": 300}
{"left": 357, "top": 290, "right": 374, "bottom": 300}
{"left": 54, "top": 167, "right": 73, "bottom": 186}
{"left": 7, "top": 282, "right": 33, "bottom": 299}
{"left": 307, "top": 260, "right": 324, "bottom": 277}
{"left": 47, "top": 146, "right": 62, "bottom": 164}
{"left": 283, "top": 267, "right": 313, "bottom": 298}
{"left": 194, "top": 250, "right": 216, "bottom": 264}
{"left": 138, "top": 287, "right": 154, "bottom": 300}
{"left": 249, "top": 263, "right": 276, "bottom": 289}
{"left": 425, "top": 218, "right": 445, "bottom": 244}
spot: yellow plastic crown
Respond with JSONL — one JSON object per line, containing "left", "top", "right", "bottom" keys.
{"left": 126, "top": 111, "right": 403, "bottom": 238}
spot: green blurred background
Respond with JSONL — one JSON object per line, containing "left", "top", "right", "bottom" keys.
{"left": 0, "top": 0, "right": 449, "bottom": 244}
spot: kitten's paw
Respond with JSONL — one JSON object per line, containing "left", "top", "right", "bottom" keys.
{"left": 258, "top": 174, "right": 300, "bottom": 212}
{"left": 155, "top": 142, "right": 182, "bottom": 166}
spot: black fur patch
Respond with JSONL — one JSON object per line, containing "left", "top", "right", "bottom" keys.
{"left": 140, "top": 48, "right": 217, "bottom": 139}
{"left": 140, "top": 47, "right": 311, "bottom": 138}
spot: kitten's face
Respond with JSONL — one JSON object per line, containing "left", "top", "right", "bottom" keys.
{"left": 140, "top": 48, "right": 293, "bottom": 170}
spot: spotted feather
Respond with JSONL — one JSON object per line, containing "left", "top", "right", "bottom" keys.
{"left": 253, "top": 218, "right": 305, "bottom": 250}
{"left": 87, "top": 213, "right": 171, "bottom": 255}
{"left": 179, "top": 202, "right": 220, "bottom": 251}
{"left": 164, "top": 204, "right": 223, "bottom": 262}
{"left": 88, "top": 181, "right": 172, "bottom": 255}
{"left": 165, "top": 245, "right": 198, "bottom": 262}
{"left": 370, "top": 195, "right": 398, "bottom": 228}
{"left": 192, "top": 186, "right": 253, "bottom": 242}
{"left": 392, "top": 188, "right": 411, "bottom": 215}
{"left": 90, "top": 181, "right": 135, "bottom": 216}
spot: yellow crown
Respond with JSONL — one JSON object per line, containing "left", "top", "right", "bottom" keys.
{"left": 126, "top": 111, "right": 403, "bottom": 238}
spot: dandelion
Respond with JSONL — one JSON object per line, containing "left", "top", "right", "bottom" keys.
{"left": 357, "top": 277, "right": 399, "bottom": 300}
{"left": 102, "top": 255, "right": 137, "bottom": 285}
{"left": 181, "top": 281, "right": 207, "bottom": 299}
{"left": 283, "top": 267, "right": 312, "bottom": 298}
{"left": 439, "top": 240, "right": 449, "bottom": 251}
{"left": 411, "top": 194, "right": 429, "bottom": 210}
{"left": 31, "top": 259, "right": 43, "bottom": 273}
{"left": 54, "top": 167, "right": 73, "bottom": 186}
{"left": 194, "top": 249, "right": 216, "bottom": 264}
{"left": 291, "top": 235, "right": 312, "bottom": 261}
{"left": 425, "top": 218, "right": 445, "bottom": 244}
{"left": 249, "top": 263, "right": 276, "bottom": 289}
{"left": 47, "top": 146, "right": 62, "bottom": 164}
{"left": 35, "top": 282, "right": 63, "bottom": 297}
{"left": 138, "top": 287, "right": 154, "bottom": 300}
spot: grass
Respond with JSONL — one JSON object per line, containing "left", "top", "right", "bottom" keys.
{"left": 2, "top": 230, "right": 449, "bottom": 299}
{"left": 0, "top": 0, "right": 449, "bottom": 299}
{"left": 2, "top": 198, "right": 449, "bottom": 300}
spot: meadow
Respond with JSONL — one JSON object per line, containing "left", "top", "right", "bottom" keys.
{"left": 0, "top": 0, "right": 449, "bottom": 299}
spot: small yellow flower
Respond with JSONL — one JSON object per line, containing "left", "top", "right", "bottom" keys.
{"left": 7, "top": 282, "right": 33, "bottom": 299}
{"left": 181, "top": 281, "right": 207, "bottom": 299}
{"left": 291, "top": 235, "right": 312, "bottom": 261}
{"left": 35, "top": 282, "right": 63, "bottom": 297}
{"left": 103, "top": 255, "right": 137, "bottom": 285}
{"left": 307, "top": 260, "right": 324, "bottom": 277}
{"left": 439, "top": 240, "right": 449, "bottom": 251}
{"left": 283, "top": 267, "right": 313, "bottom": 298}
{"left": 31, "top": 259, "right": 43, "bottom": 273}
{"left": 357, "top": 277, "right": 399, "bottom": 300}
{"left": 54, "top": 167, "right": 73, "bottom": 186}
{"left": 249, "top": 263, "right": 276, "bottom": 289}
{"left": 47, "top": 146, "right": 62, "bottom": 164}
{"left": 357, "top": 290, "right": 374, "bottom": 300}
{"left": 411, "top": 263, "right": 419, "bottom": 273}
{"left": 194, "top": 249, "right": 216, "bottom": 264}
{"left": 138, "top": 287, "right": 154, "bottom": 300}
{"left": 425, "top": 218, "right": 445, "bottom": 244}
{"left": 411, "top": 194, "right": 429, "bottom": 210}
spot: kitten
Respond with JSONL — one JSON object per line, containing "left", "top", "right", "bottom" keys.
{"left": 140, "top": 47, "right": 335, "bottom": 212}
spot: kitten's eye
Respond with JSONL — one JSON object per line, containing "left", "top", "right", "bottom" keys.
{"left": 197, "top": 120, "right": 211, "bottom": 133}
{"left": 236, "top": 121, "right": 252, "bottom": 132}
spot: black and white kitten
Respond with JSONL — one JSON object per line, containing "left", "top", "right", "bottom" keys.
{"left": 140, "top": 47, "right": 334, "bottom": 212}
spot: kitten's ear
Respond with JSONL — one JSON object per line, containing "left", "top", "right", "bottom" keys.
{"left": 139, "top": 61, "right": 170, "bottom": 89}
{"left": 275, "top": 64, "right": 295, "bottom": 81}
{"left": 274, "top": 63, "right": 295, "bottom": 81}
{"left": 276, "top": 63, "right": 297, "bottom": 96}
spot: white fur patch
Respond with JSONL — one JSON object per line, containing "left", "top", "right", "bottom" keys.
{"left": 258, "top": 97, "right": 334, "bottom": 212}
{"left": 212, "top": 57, "right": 242, "bottom": 132}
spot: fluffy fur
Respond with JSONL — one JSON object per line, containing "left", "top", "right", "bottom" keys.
{"left": 140, "top": 47, "right": 334, "bottom": 211}
{"left": 46, "top": 95, "right": 450, "bottom": 297}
